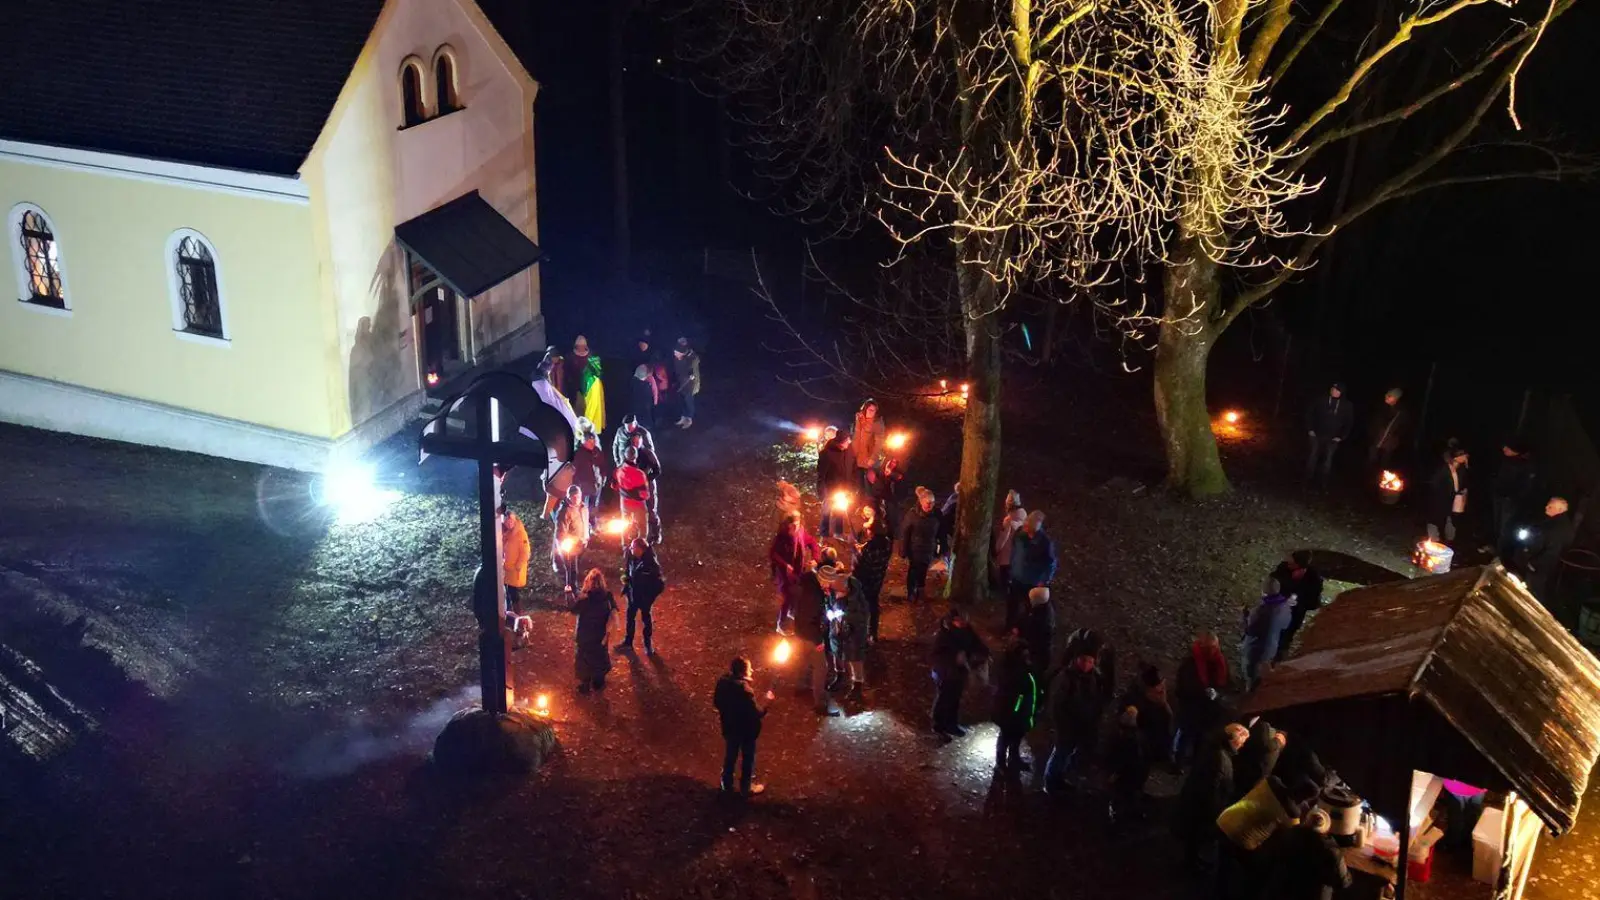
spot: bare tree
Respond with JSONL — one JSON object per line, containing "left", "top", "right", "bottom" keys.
{"left": 675, "top": 0, "right": 1585, "bottom": 602}
{"left": 1138, "top": 0, "right": 1585, "bottom": 495}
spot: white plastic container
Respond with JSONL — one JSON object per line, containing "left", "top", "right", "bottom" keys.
{"left": 1472, "top": 806, "right": 1505, "bottom": 885}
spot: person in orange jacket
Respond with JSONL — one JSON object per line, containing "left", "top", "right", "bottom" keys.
{"left": 501, "top": 503, "right": 531, "bottom": 637}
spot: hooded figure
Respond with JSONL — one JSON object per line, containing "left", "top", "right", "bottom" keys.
{"left": 629, "top": 363, "right": 658, "bottom": 425}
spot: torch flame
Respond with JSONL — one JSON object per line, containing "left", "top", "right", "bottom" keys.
{"left": 534, "top": 693, "right": 551, "bottom": 717}
{"left": 939, "top": 379, "right": 949, "bottom": 392}
{"left": 885, "top": 431, "right": 909, "bottom": 451}
{"left": 604, "top": 518, "right": 630, "bottom": 536}
{"left": 803, "top": 425, "right": 822, "bottom": 442}
{"left": 426, "top": 371, "right": 440, "bottom": 387}
{"left": 1379, "top": 470, "right": 1404, "bottom": 491}
{"left": 831, "top": 491, "right": 853, "bottom": 513}
{"left": 1223, "top": 410, "right": 1241, "bottom": 424}
{"left": 772, "top": 639, "right": 792, "bottom": 665}
{"left": 959, "top": 382, "right": 970, "bottom": 394}
{"left": 559, "top": 537, "right": 578, "bottom": 556}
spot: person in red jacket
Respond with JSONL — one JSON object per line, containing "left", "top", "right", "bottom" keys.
{"left": 769, "top": 513, "right": 820, "bottom": 635}
{"left": 614, "top": 447, "right": 651, "bottom": 547}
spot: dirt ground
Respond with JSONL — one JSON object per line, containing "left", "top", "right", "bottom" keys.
{"left": 2, "top": 352, "right": 1597, "bottom": 899}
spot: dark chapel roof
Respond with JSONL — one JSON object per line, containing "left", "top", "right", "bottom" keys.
{"left": 0, "top": 0, "right": 387, "bottom": 175}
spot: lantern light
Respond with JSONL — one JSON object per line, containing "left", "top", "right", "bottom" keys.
{"left": 772, "top": 639, "right": 792, "bottom": 665}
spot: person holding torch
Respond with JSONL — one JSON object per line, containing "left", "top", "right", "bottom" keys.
{"left": 551, "top": 485, "right": 591, "bottom": 593}
{"left": 713, "top": 657, "right": 773, "bottom": 796}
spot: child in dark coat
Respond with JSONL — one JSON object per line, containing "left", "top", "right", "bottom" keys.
{"left": 1108, "top": 705, "right": 1150, "bottom": 828}
{"left": 990, "top": 642, "right": 1039, "bottom": 773}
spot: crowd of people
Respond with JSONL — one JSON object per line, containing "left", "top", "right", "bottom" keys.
{"left": 495, "top": 335, "right": 708, "bottom": 696}
{"left": 1301, "top": 380, "right": 1579, "bottom": 604}
{"left": 707, "top": 393, "right": 1406, "bottom": 898}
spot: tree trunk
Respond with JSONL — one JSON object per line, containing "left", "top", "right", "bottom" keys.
{"left": 608, "top": 0, "right": 631, "bottom": 282}
{"left": 952, "top": 266, "right": 1002, "bottom": 606}
{"left": 1154, "top": 241, "right": 1229, "bottom": 497}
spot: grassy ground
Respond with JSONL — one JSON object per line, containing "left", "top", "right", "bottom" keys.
{"left": 0, "top": 358, "right": 1595, "bottom": 899}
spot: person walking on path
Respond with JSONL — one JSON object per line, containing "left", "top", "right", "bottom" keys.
{"left": 792, "top": 564, "right": 840, "bottom": 717}
{"left": 1007, "top": 511, "right": 1057, "bottom": 629}
{"left": 930, "top": 607, "right": 990, "bottom": 739}
{"left": 851, "top": 400, "right": 887, "bottom": 495}
{"left": 571, "top": 568, "right": 618, "bottom": 693}
{"left": 991, "top": 642, "right": 1039, "bottom": 773}
{"left": 826, "top": 563, "right": 871, "bottom": 699}
{"left": 1366, "top": 388, "right": 1409, "bottom": 470}
{"left": 1044, "top": 629, "right": 1112, "bottom": 792}
{"left": 713, "top": 657, "right": 772, "bottom": 796}
{"left": 1303, "top": 382, "right": 1353, "bottom": 487}
{"left": 613, "top": 415, "right": 656, "bottom": 467}
{"left": 571, "top": 431, "right": 614, "bottom": 518}
{"left": 618, "top": 538, "right": 665, "bottom": 654}
{"left": 853, "top": 507, "right": 892, "bottom": 643}
{"left": 672, "top": 338, "right": 701, "bottom": 429}
{"left": 615, "top": 446, "right": 653, "bottom": 547}
{"left": 899, "top": 487, "right": 941, "bottom": 602}
{"left": 1016, "top": 587, "right": 1055, "bottom": 680}
{"left": 817, "top": 427, "right": 854, "bottom": 538}
{"left": 991, "top": 506, "right": 1026, "bottom": 590}
{"left": 769, "top": 513, "right": 819, "bottom": 634}
{"left": 551, "top": 485, "right": 591, "bottom": 593}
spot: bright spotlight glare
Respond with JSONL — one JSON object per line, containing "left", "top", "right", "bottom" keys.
{"left": 1517, "top": 528, "right": 1531, "bottom": 542}
{"left": 316, "top": 460, "right": 399, "bottom": 525}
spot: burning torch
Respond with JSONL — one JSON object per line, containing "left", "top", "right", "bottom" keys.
{"left": 885, "top": 431, "right": 910, "bottom": 453}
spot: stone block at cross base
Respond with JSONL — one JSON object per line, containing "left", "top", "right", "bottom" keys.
{"left": 431, "top": 707, "right": 557, "bottom": 776}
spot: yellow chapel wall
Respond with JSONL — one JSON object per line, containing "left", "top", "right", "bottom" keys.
{"left": 0, "top": 159, "right": 338, "bottom": 438}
